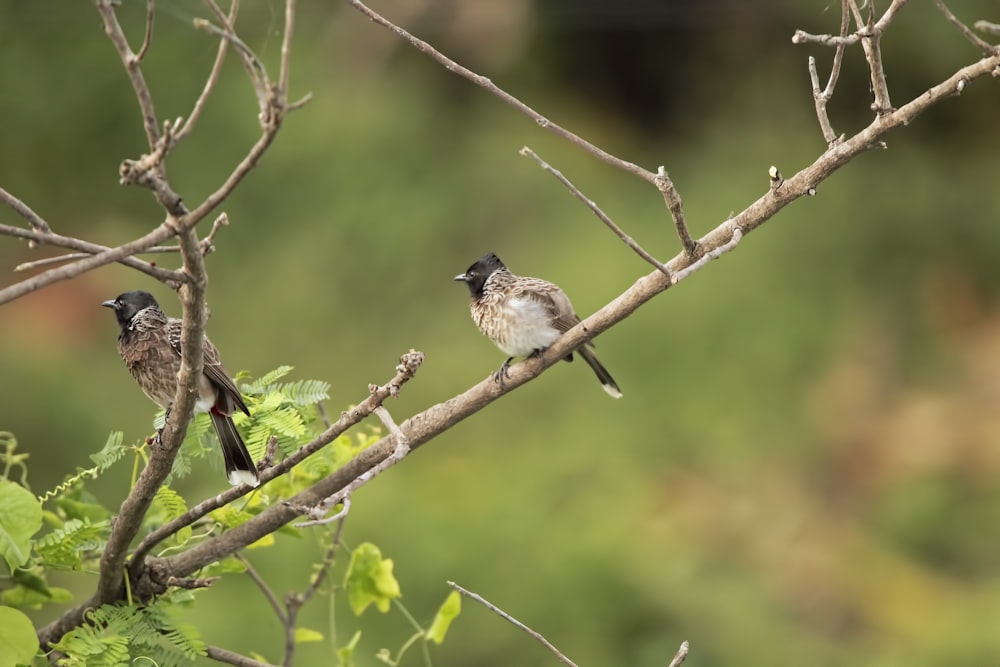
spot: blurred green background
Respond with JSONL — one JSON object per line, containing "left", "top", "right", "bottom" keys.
{"left": 3, "top": 0, "right": 1000, "bottom": 665}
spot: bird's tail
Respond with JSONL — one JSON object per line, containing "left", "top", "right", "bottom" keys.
{"left": 210, "top": 410, "right": 260, "bottom": 487}
{"left": 577, "top": 346, "right": 623, "bottom": 399}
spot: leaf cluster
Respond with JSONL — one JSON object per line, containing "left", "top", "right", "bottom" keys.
{"left": 1, "top": 368, "right": 461, "bottom": 666}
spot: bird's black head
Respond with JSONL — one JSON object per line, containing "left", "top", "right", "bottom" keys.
{"left": 102, "top": 290, "right": 160, "bottom": 330}
{"left": 454, "top": 252, "right": 506, "bottom": 298}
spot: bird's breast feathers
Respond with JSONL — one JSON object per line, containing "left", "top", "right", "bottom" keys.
{"left": 473, "top": 295, "right": 561, "bottom": 357}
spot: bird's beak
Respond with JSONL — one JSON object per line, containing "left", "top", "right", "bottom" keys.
{"left": 453, "top": 273, "right": 468, "bottom": 282}
{"left": 101, "top": 299, "right": 118, "bottom": 309}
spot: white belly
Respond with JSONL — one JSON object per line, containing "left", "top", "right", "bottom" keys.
{"left": 495, "top": 297, "right": 560, "bottom": 357}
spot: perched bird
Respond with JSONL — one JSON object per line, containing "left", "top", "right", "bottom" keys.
{"left": 102, "top": 290, "right": 259, "bottom": 486}
{"left": 454, "top": 252, "right": 622, "bottom": 398}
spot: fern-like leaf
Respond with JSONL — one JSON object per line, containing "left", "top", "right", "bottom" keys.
{"left": 89, "top": 431, "right": 125, "bottom": 471}
{"left": 240, "top": 365, "right": 294, "bottom": 394}
{"left": 35, "top": 518, "right": 109, "bottom": 570}
{"left": 150, "top": 486, "right": 192, "bottom": 546}
{"left": 278, "top": 379, "right": 330, "bottom": 406}
{"left": 52, "top": 601, "right": 206, "bottom": 667}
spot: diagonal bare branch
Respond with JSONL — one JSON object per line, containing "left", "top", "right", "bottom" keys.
{"left": 346, "top": 0, "right": 658, "bottom": 186}
{"left": 95, "top": 0, "right": 161, "bottom": 147}
{"left": 934, "top": 0, "right": 999, "bottom": 54}
{"left": 2, "top": 224, "right": 184, "bottom": 284}
{"left": 135, "top": 0, "right": 155, "bottom": 62}
{"left": 519, "top": 147, "right": 673, "bottom": 279}
{"left": 0, "top": 186, "right": 52, "bottom": 235}
{"left": 175, "top": 0, "right": 239, "bottom": 143}
{"left": 448, "top": 581, "right": 579, "bottom": 667}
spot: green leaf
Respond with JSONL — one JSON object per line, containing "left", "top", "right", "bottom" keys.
{"left": 0, "top": 605, "right": 39, "bottom": 666}
{"left": 150, "top": 486, "right": 192, "bottom": 546}
{"left": 425, "top": 590, "right": 461, "bottom": 644}
{"left": 89, "top": 431, "right": 126, "bottom": 471}
{"left": 336, "top": 630, "right": 361, "bottom": 667}
{"left": 279, "top": 379, "right": 330, "bottom": 406}
{"left": 343, "top": 542, "right": 401, "bottom": 616}
{"left": 6, "top": 566, "right": 72, "bottom": 611}
{"left": 50, "top": 601, "right": 206, "bottom": 666}
{"left": 240, "top": 365, "right": 295, "bottom": 393}
{"left": 35, "top": 518, "right": 108, "bottom": 570}
{"left": 2, "top": 584, "right": 72, "bottom": 610}
{"left": 0, "top": 480, "right": 43, "bottom": 570}
{"left": 294, "top": 627, "right": 324, "bottom": 644}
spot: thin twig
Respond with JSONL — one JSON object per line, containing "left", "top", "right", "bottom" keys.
{"left": 283, "top": 517, "right": 346, "bottom": 666}
{"left": 0, "top": 185, "right": 52, "bottom": 234}
{"left": 278, "top": 0, "right": 295, "bottom": 98}
{"left": 205, "top": 644, "right": 279, "bottom": 667}
{"left": 1, "top": 224, "right": 183, "bottom": 283}
{"left": 976, "top": 20, "right": 1000, "bottom": 36}
{"left": 934, "top": 0, "right": 998, "bottom": 54}
{"left": 848, "top": 0, "right": 897, "bottom": 115}
{"left": 805, "top": 0, "right": 849, "bottom": 147}
{"left": 346, "top": 0, "right": 658, "bottom": 186}
{"left": 95, "top": 0, "right": 161, "bottom": 147}
{"left": 826, "top": 0, "right": 851, "bottom": 99}
{"left": 235, "top": 555, "right": 287, "bottom": 624}
{"left": 199, "top": 0, "right": 270, "bottom": 117}
{"left": 654, "top": 167, "right": 697, "bottom": 257}
{"left": 200, "top": 212, "right": 230, "bottom": 254}
{"left": 671, "top": 226, "right": 743, "bottom": 284}
{"left": 667, "top": 641, "right": 690, "bottom": 667}
{"left": 795, "top": 0, "right": 909, "bottom": 118}
{"left": 294, "top": 405, "right": 410, "bottom": 527}
{"left": 0, "top": 223, "right": 186, "bottom": 306}
{"left": 792, "top": 30, "right": 859, "bottom": 46}
{"left": 315, "top": 401, "right": 331, "bottom": 429}
{"left": 807, "top": 56, "right": 837, "bottom": 144}
{"left": 519, "top": 147, "right": 673, "bottom": 280}
{"left": 127, "top": 351, "right": 423, "bottom": 570}
{"left": 175, "top": 0, "right": 238, "bottom": 143}
{"left": 135, "top": 0, "right": 155, "bottom": 62}
{"left": 447, "top": 581, "right": 578, "bottom": 667}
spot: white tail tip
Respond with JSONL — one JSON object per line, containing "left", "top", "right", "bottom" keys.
{"left": 603, "top": 384, "right": 623, "bottom": 399}
{"left": 228, "top": 470, "right": 261, "bottom": 487}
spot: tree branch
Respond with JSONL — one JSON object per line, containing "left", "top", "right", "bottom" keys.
{"left": 519, "top": 146, "right": 673, "bottom": 279}
{"left": 448, "top": 581, "right": 579, "bottom": 667}
{"left": 293, "top": 404, "right": 410, "bottom": 527}
{"left": 206, "top": 644, "right": 280, "bottom": 667}
{"left": 95, "top": 0, "right": 161, "bottom": 147}
{"left": 345, "top": 0, "right": 658, "bottom": 186}
{"left": 0, "top": 185, "right": 52, "bottom": 235}
{"left": 934, "top": 0, "right": 999, "bottom": 54}
{"left": 174, "top": 0, "right": 238, "bottom": 143}
{"left": 121, "top": 350, "right": 422, "bottom": 583}
{"left": 1, "top": 224, "right": 183, "bottom": 284}
{"left": 282, "top": 517, "right": 346, "bottom": 666}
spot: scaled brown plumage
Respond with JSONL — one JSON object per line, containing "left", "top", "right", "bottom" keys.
{"left": 455, "top": 252, "right": 622, "bottom": 398}
{"left": 103, "top": 290, "right": 259, "bottom": 486}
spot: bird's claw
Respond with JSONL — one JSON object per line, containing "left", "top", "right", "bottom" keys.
{"left": 493, "top": 357, "right": 514, "bottom": 389}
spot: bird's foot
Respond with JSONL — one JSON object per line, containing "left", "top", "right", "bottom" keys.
{"left": 492, "top": 357, "right": 515, "bottom": 389}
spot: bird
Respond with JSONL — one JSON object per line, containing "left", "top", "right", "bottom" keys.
{"left": 454, "top": 252, "right": 622, "bottom": 398}
{"left": 102, "top": 290, "right": 259, "bottom": 486}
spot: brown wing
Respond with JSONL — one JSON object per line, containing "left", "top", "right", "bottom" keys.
{"left": 517, "top": 278, "right": 581, "bottom": 333}
{"left": 202, "top": 340, "right": 250, "bottom": 416}
{"left": 166, "top": 317, "right": 249, "bottom": 416}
